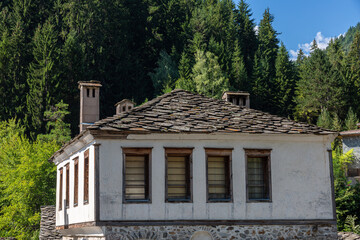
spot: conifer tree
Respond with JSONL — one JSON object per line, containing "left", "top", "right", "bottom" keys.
{"left": 175, "top": 50, "right": 196, "bottom": 92}
{"left": 26, "top": 21, "right": 59, "bottom": 136}
{"left": 332, "top": 113, "right": 342, "bottom": 132}
{"left": 317, "top": 108, "right": 332, "bottom": 129}
{"left": 192, "top": 50, "right": 229, "bottom": 99}
{"left": 345, "top": 32, "right": 360, "bottom": 113}
{"left": 344, "top": 107, "right": 359, "bottom": 130}
{"left": 231, "top": 40, "right": 248, "bottom": 91}
{"left": 295, "top": 47, "right": 345, "bottom": 123}
{"left": 149, "top": 50, "right": 179, "bottom": 96}
{"left": 274, "top": 43, "right": 296, "bottom": 116}
{"left": 252, "top": 8, "right": 279, "bottom": 113}
{"left": 234, "top": 0, "right": 257, "bottom": 77}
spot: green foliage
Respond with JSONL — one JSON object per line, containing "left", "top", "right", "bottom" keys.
{"left": 344, "top": 215, "right": 360, "bottom": 234}
{"left": 345, "top": 107, "right": 359, "bottom": 130}
{"left": 149, "top": 50, "right": 179, "bottom": 96}
{"left": 231, "top": 40, "right": 248, "bottom": 91}
{"left": 192, "top": 50, "right": 229, "bottom": 99}
{"left": 295, "top": 45, "right": 345, "bottom": 123}
{"left": 317, "top": 108, "right": 333, "bottom": 129}
{"left": 274, "top": 43, "right": 296, "bottom": 116}
{"left": 0, "top": 119, "right": 60, "bottom": 239}
{"left": 37, "top": 100, "right": 71, "bottom": 144}
{"left": 26, "top": 20, "right": 60, "bottom": 136}
{"left": 252, "top": 8, "right": 279, "bottom": 113}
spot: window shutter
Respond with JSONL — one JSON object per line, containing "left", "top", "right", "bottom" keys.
{"left": 65, "top": 164, "right": 70, "bottom": 207}
{"left": 207, "top": 156, "right": 230, "bottom": 200}
{"left": 74, "top": 157, "right": 79, "bottom": 206}
{"left": 59, "top": 169, "right": 63, "bottom": 210}
{"left": 167, "top": 156, "right": 190, "bottom": 200}
{"left": 125, "top": 155, "right": 148, "bottom": 200}
{"left": 84, "top": 150, "right": 89, "bottom": 203}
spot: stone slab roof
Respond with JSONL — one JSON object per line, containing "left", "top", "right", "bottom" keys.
{"left": 87, "top": 89, "right": 335, "bottom": 135}
{"left": 339, "top": 129, "right": 360, "bottom": 137}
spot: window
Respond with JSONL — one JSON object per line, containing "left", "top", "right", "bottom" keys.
{"left": 92, "top": 88, "right": 95, "bottom": 98}
{"left": 74, "top": 157, "right": 79, "bottom": 207}
{"left": 245, "top": 149, "right": 271, "bottom": 202}
{"left": 205, "top": 148, "right": 232, "bottom": 202}
{"left": 65, "top": 164, "right": 70, "bottom": 208}
{"left": 122, "top": 106, "right": 126, "bottom": 112}
{"left": 165, "top": 148, "right": 192, "bottom": 202}
{"left": 59, "top": 169, "right": 63, "bottom": 210}
{"left": 87, "top": 88, "right": 90, "bottom": 97}
{"left": 84, "top": 150, "right": 89, "bottom": 204}
{"left": 348, "top": 168, "right": 360, "bottom": 177}
{"left": 122, "top": 148, "right": 151, "bottom": 202}
{"left": 128, "top": 106, "right": 132, "bottom": 111}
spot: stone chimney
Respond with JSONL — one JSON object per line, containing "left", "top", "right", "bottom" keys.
{"left": 78, "top": 80, "right": 102, "bottom": 132}
{"left": 222, "top": 91, "right": 250, "bottom": 108}
{"left": 115, "top": 99, "right": 135, "bottom": 115}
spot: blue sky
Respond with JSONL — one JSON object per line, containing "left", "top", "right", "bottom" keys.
{"left": 234, "top": 0, "right": 360, "bottom": 59}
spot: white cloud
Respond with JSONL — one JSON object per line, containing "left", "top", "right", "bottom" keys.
{"left": 289, "top": 49, "right": 299, "bottom": 61}
{"left": 290, "top": 31, "right": 341, "bottom": 61}
{"left": 254, "top": 25, "right": 259, "bottom": 35}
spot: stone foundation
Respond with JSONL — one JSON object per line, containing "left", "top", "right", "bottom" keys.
{"left": 99, "top": 224, "right": 337, "bottom": 240}
{"left": 39, "top": 205, "right": 62, "bottom": 240}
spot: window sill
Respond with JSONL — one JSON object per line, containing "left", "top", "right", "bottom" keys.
{"left": 247, "top": 199, "right": 272, "bottom": 203}
{"left": 166, "top": 199, "right": 192, "bottom": 203}
{"left": 207, "top": 198, "right": 232, "bottom": 203}
{"left": 124, "top": 199, "right": 151, "bottom": 204}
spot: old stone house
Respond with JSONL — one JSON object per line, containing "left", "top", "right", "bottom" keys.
{"left": 50, "top": 81, "right": 338, "bottom": 239}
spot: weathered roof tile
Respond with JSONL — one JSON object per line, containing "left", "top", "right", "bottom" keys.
{"left": 91, "top": 89, "right": 335, "bottom": 135}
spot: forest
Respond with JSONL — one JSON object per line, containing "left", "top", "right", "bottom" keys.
{"left": 0, "top": 0, "right": 359, "bottom": 238}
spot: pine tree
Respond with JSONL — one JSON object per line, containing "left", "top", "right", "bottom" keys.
{"left": 296, "top": 48, "right": 306, "bottom": 65}
{"left": 345, "top": 32, "right": 360, "bottom": 114}
{"left": 234, "top": 0, "right": 257, "bottom": 77}
{"left": 274, "top": 43, "right": 296, "bottom": 116}
{"left": 26, "top": 21, "right": 59, "bottom": 136}
{"left": 37, "top": 100, "right": 71, "bottom": 144}
{"left": 332, "top": 113, "right": 342, "bottom": 132}
{"left": 310, "top": 39, "right": 318, "bottom": 51}
{"left": 0, "top": 6, "right": 28, "bottom": 122}
{"left": 295, "top": 47, "right": 345, "bottom": 123}
{"left": 317, "top": 108, "right": 332, "bottom": 129}
{"left": 175, "top": 50, "right": 196, "bottom": 92}
{"left": 192, "top": 50, "right": 229, "bottom": 99}
{"left": 252, "top": 8, "right": 279, "bottom": 113}
{"left": 344, "top": 107, "right": 359, "bottom": 130}
{"left": 231, "top": 40, "right": 248, "bottom": 91}
{"left": 149, "top": 50, "right": 179, "bottom": 96}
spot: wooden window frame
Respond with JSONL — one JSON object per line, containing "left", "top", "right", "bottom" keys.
{"left": 205, "top": 148, "right": 233, "bottom": 203}
{"left": 65, "top": 164, "right": 70, "bottom": 208}
{"left": 59, "top": 168, "right": 63, "bottom": 211}
{"left": 122, "top": 148, "right": 152, "bottom": 203}
{"left": 73, "top": 157, "right": 79, "bottom": 207}
{"left": 165, "top": 148, "right": 193, "bottom": 203}
{"left": 245, "top": 148, "right": 272, "bottom": 203}
{"left": 84, "top": 149, "right": 89, "bottom": 204}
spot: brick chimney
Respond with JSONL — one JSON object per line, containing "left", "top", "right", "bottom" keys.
{"left": 222, "top": 91, "right": 250, "bottom": 108}
{"left": 115, "top": 99, "right": 135, "bottom": 115}
{"left": 78, "top": 80, "right": 102, "bottom": 132}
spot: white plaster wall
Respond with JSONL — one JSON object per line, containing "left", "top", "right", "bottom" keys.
{"left": 56, "top": 144, "right": 96, "bottom": 226}
{"left": 98, "top": 133, "right": 334, "bottom": 221}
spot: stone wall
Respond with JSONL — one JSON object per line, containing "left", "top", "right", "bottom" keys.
{"left": 39, "top": 205, "right": 62, "bottom": 240}
{"left": 102, "top": 224, "right": 337, "bottom": 240}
